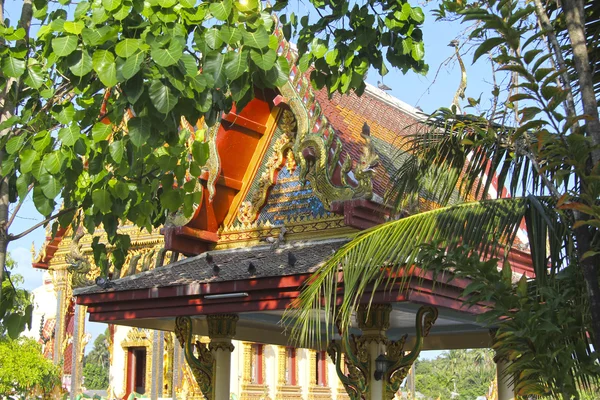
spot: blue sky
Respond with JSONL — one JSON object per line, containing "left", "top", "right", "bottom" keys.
{"left": 5, "top": 0, "right": 490, "bottom": 358}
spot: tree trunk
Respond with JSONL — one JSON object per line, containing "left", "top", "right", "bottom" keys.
{"left": 0, "top": 151, "right": 8, "bottom": 301}
{"left": 562, "top": 0, "right": 600, "bottom": 351}
{"left": 562, "top": 0, "right": 600, "bottom": 163}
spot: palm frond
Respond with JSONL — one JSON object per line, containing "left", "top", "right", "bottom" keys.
{"left": 284, "top": 196, "right": 564, "bottom": 348}
{"left": 387, "top": 111, "right": 551, "bottom": 213}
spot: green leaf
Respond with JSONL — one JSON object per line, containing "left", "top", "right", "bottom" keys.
{"left": 204, "top": 28, "right": 224, "bottom": 49}
{"left": 298, "top": 53, "right": 311, "bottom": 72}
{"left": 64, "top": 21, "right": 84, "bottom": 35}
{"left": 82, "top": 26, "right": 113, "bottom": 46}
{"left": 178, "top": 54, "right": 198, "bottom": 77}
{"left": 58, "top": 124, "right": 81, "bottom": 146}
{"left": 410, "top": 7, "right": 425, "bottom": 23}
{"left": 2, "top": 56, "right": 26, "bottom": 78}
{"left": 113, "top": 181, "right": 130, "bottom": 200}
{"left": 19, "top": 149, "right": 38, "bottom": 173}
{"left": 40, "top": 174, "right": 61, "bottom": 199}
{"left": 235, "top": 0, "right": 257, "bottom": 12}
{"left": 68, "top": 50, "right": 93, "bottom": 76}
{"left": 92, "top": 189, "right": 113, "bottom": 213}
{"left": 92, "top": 49, "right": 117, "bottom": 86}
{"left": 109, "top": 140, "right": 124, "bottom": 163}
{"left": 16, "top": 173, "right": 31, "bottom": 200}
{"left": 160, "top": 188, "right": 183, "bottom": 211}
{"left": 121, "top": 51, "right": 145, "bottom": 79}
{"left": 473, "top": 37, "right": 504, "bottom": 63}
{"left": 74, "top": 1, "right": 91, "bottom": 18}
{"left": 311, "top": 39, "right": 327, "bottom": 58}
{"left": 54, "top": 104, "right": 75, "bottom": 125}
{"left": 92, "top": 122, "right": 112, "bottom": 142}
{"left": 209, "top": 0, "right": 232, "bottom": 21}
{"left": 225, "top": 50, "right": 248, "bottom": 80}
{"left": 242, "top": 27, "right": 269, "bottom": 49}
{"left": 33, "top": 186, "right": 54, "bottom": 216}
{"left": 52, "top": 35, "right": 78, "bottom": 57}
{"left": 151, "top": 38, "right": 184, "bottom": 67}
{"left": 6, "top": 135, "right": 24, "bottom": 155}
{"left": 148, "top": 80, "right": 177, "bottom": 114}
{"left": 204, "top": 52, "right": 225, "bottom": 87}
{"left": 24, "top": 64, "right": 45, "bottom": 88}
{"left": 115, "top": 39, "right": 140, "bottom": 58}
{"left": 123, "top": 73, "right": 144, "bottom": 103}
{"left": 43, "top": 152, "right": 62, "bottom": 174}
{"left": 128, "top": 117, "right": 151, "bottom": 147}
{"left": 218, "top": 25, "right": 242, "bottom": 45}
{"left": 102, "top": 0, "right": 122, "bottom": 11}
{"left": 411, "top": 41, "right": 424, "bottom": 61}
{"left": 250, "top": 49, "right": 276, "bottom": 70}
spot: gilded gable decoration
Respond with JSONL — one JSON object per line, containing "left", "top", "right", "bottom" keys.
{"left": 263, "top": 26, "right": 377, "bottom": 210}
{"left": 238, "top": 110, "right": 297, "bottom": 225}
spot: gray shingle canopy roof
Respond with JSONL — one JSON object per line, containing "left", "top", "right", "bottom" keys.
{"left": 74, "top": 238, "right": 348, "bottom": 296}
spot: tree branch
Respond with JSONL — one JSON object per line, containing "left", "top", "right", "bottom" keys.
{"left": 5, "top": 186, "right": 31, "bottom": 230}
{"left": 8, "top": 207, "right": 76, "bottom": 242}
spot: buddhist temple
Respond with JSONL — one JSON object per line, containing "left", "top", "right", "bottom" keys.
{"left": 31, "top": 27, "right": 532, "bottom": 400}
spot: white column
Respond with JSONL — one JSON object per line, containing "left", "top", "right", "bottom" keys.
{"left": 367, "top": 339, "right": 386, "bottom": 400}
{"left": 496, "top": 358, "right": 515, "bottom": 400}
{"left": 207, "top": 314, "right": 238, "bottom": 400}
{"left": 212, "top": 339, "right": 233, "bottom": 400}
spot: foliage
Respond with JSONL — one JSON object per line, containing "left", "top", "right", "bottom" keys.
{"left": 415, "top": 350, "right": 495, "bottom": 400}
{"left": 286, "top": 0, "right": 600, "bottom": 398}
{"left": 82, "top": 328, "right": 110, "bottom": 390}
{"left": 0, "top": 0, "right": 429, "bottom": 289}
{"left": 0, "top": 337, "right": 61, "bottom": 398}
{"left": 0, "top": 254, "right": 32, "bottom": 339}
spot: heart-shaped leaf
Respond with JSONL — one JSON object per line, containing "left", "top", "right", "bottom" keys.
{"left": 250, "top": 48, "right": 276, "bottom": 70}
{"left": 149, "top": 80, "right": 177, "bottom": 114}
{"left": 52, "top": 35, "right": 78, "bottom": 57}
{"left": 116, "top": 39, "right": 140, "bottom": 58}
{"left": 92, "top": 49, "right": 117, "bottom": 86}
{"left": 58, "top": 124, "right": 81, "bottom": 146}
{"left": 68, "top": 50, "right": 93, "bottom": 76}
{"left": 209, "top": 0, "right": 232, "bottom": 21}
{"left": 151, "top": 38, "right": 184, "bottom": 67}
{"left": 128, "top": 117, "right": 152, "bottom": 147}
{"left": 225, "top": 50, "right": 248, "bottom": 80}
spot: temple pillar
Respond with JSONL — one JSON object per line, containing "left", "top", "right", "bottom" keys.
{"left": 52, "top": 266, "right": 69, "bottom": 365}
{"left": 207, "top": 314, "right": 238, "bottom": 400}
{"left": 69, "top": 304, "right": 86, "bottom": 399}
{"left": 490, "top": 330, "right": 515, "bottom": 400}
{"left": 328, "top": 305, "right": 437, "bottom": 400}
{"left": 496, "top": 358, "right": 515, "bottom": 400}
{"left": 356, "top": 304, "right": 391, "bottom": 400}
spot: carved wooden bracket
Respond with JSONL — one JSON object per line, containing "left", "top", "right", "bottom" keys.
{"left": 175, "top": 316, "right": 215, "bottom": 400}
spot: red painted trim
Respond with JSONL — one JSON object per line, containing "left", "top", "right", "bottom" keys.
{"left": 222, "top": 112, "right": 267, "bottom": 134}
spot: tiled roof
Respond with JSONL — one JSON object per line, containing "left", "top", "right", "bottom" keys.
{"left": 316, "top": 83, "right": 426, "bottom": 197}
{"left": 74, "top": 238, "right": 348, "bottom": 295}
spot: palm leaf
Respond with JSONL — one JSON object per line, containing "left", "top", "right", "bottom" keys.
{"left": 387, "top": 111, "right": 550, "bottom": 214}
{"left": 284, "top": 196, "right": 563, "bottom": 348}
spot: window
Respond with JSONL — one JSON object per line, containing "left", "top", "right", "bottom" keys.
{"left": 316, "top": 351, "right": 327, "bottom": 386}
{"left": 251, "top": 344, "right": 264, "bottom": 384}
{"left": 126, "top": 347, "right": 147, "bottom": 395}
{"left": 285, "top": 347, "right": 297, "bottom": 385}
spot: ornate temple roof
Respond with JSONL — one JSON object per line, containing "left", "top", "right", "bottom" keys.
{"left": 314, "top": 83, "right": 425, "bottom": 198}
{"left": 74, "top": 239, "right": 346, "bottom": 296}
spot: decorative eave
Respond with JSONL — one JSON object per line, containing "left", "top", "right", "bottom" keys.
{"left": 74, "top": 238, "right": 534, "bottom": 324}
